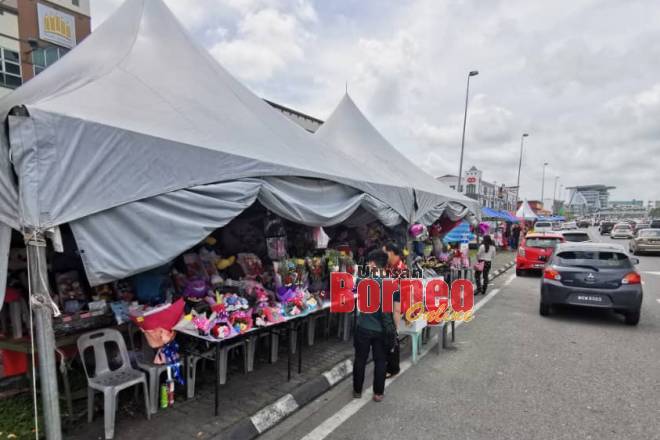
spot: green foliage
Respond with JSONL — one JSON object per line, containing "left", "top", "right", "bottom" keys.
{"left": 0, "top": 394, "right": 39, "bottom": 439}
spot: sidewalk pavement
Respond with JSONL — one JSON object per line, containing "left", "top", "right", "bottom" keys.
{"left": 65, "top": 249, "right": 516, "bottom": 440}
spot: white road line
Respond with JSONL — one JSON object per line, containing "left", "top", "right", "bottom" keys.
{"left": 301, "top": 271, "right": 515, "bottom": 440}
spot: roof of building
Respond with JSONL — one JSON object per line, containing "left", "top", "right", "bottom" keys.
{"left": 565, "top": 185, "right": 616, "bottom": 190}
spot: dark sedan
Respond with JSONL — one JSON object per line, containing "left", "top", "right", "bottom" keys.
{"left": 599, "top": 221, "right": 615, "bottom": 235}
{"left": 540, "top": 243, "right": 642, "bottom": 325}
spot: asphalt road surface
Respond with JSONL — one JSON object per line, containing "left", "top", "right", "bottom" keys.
{"left": 266, "top": 228, "right": 660, "bottom": 440}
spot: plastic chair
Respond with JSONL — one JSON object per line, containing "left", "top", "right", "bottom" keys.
{"left": 77, "top": 329, "right": 150, "bottom": 440}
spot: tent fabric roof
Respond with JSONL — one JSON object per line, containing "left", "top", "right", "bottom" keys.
{"left": 0, "top": 0, "right": 417, "bottom": 230}
{"left": 516, "top": 201, "right": 538, "bottom": 220}
{"left": 315, "top": 94, "right": 480, "bottom": 224}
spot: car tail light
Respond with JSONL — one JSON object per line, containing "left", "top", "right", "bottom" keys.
{"left": 518, "top": 248, "right": 526, "bottom": 257}
{"left": 543, "top": 267, "right": 561, "bottom": 281}
{"left": 621, "top": 272, "right": 641, "bottom": 285}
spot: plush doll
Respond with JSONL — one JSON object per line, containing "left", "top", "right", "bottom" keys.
{"left": 183, "top": 278, "right": 210, "bottom": 315}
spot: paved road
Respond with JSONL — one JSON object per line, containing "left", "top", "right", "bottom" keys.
{"left": 268, "top": 227, "right": 660, "bottom": 440}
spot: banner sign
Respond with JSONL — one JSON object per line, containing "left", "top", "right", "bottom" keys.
{"left": 37, "top": 3, "right": 77, "bottom": 49}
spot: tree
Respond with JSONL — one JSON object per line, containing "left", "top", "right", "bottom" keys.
{"left": 650, "top": 207, "right": 660, "bottom": 218}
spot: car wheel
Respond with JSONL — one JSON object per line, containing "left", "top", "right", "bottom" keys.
{"left": 539, "top": 302, "right": 550, "bottom": 316}
{"left": 632, "top": 248, "right": 639, "bottom": 256}
{"left": 624, "top": 308, "right": 640, "bottom": 326}
{"left": 516, "top": 269, "right": 524, "bottom": 277}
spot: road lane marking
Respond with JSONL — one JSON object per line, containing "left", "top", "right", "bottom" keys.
{"left": 301, "top": 272, "right": 515, "bottom": 440}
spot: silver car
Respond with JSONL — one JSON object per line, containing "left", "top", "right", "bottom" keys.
{"left": 629, "top": 228, "right": 660, "bottom": 255}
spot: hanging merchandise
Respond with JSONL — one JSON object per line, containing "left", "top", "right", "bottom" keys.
{"left": 312, "top": 227, "right": 330, "bottom": 249}
{"left": 264, "top": 212, "right": 288, "bottom": 260}
{"left": 408, "top": 223, "right": 429, "bottom": 241}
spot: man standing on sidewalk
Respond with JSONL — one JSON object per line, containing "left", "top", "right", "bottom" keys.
{"left": 353, "top": 249, "right": 401, "bottom": 402}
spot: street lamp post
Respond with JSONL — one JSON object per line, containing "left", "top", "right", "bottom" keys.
{"left": 552, "top": 176, "right": 559, "bottom": 214}
{"left": 515, "top": 133, "right": 529, "bottom": 202}
{"left": 456, "top": 70, "right": 479, "bottom": 192}
{"left": 541, "top": 162, "right": 549, "bottom": 209}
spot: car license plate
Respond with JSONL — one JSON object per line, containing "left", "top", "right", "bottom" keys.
{"left": 533, "top": 264, "right": 544, "bottom": 268}
{"left": 576, "top": 295, "right": 602, "bottom": 302}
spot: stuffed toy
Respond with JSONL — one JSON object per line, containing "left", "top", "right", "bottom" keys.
{"left": 182, "top": 278, "right": 210, "bottom": 315}
{"left": 216, "top": 256, "right": 236, "bottom": 271}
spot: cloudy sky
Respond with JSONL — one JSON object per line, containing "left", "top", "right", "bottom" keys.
{"left": 91, "top": 0, "right": 660, "bottom": 203}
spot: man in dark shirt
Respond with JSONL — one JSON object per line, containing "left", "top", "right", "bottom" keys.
{"left": 353, "top": 249, "right": 401, "bottom": 402}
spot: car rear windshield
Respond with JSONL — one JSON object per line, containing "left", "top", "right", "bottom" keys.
{"left": 562, "top": 233, "right": 590, "bottom": 242}
{"left": 535, "top": 222, "right": 551, "bottom": 228}
{"left": 525, "top": 238, "right": 562, "bottom": 248}
{"left": 555, "top": 251, "right": 632, "bottom": 269}
{"left": 639, "top": 229, "right": 660, "bottom": 238}
{"left": 613, "top": 225, "right": 631, "bottom": 230}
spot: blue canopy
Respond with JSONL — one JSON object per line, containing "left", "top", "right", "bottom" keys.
{"left": 481, "top": 207, "right": 519, "bottom": 222}
{"left": 443, "top": 220, "right": 475, "bottom": 244}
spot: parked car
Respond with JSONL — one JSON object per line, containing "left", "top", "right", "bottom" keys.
{"left": 634, "top": 222, "right": 651, "bottom": 234}
{"left": 560, "top": 230, "right": 591, "bottom": 242}
{"left": 516, "top": 233, "right": 566, "bottom": 276}
{"left": 540, "top": 242, "right": 642, "bottom": 325}
{"left": 561, "top": 221, "right": 578, "bottom": 230}
{"left": 650, "top": 219, "right": 660, "bottom": 229}
{"left": 629, "top": 228, "right": 660, "bottom": 255}
{"left": 599, "top": 221, "right": 615, "bottom": 235}
{"left": 533, "top": 221, "right": 553, "bottom": 233}
{"left": 611, "top": 223, "right": 634, "bottom": 239}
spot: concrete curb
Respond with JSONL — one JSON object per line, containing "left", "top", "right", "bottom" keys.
{"left": 488, "top": 260, "right": 515, "bottom": 282}
{"left": 217, "top": 359, "right": 354, "bottom": 439}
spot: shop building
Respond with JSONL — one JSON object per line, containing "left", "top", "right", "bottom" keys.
{"left": 436, "top": 166, "right": 517, "bottom": 212}
{"left": 0, "top": 0, "right": 90, "bottom": 97}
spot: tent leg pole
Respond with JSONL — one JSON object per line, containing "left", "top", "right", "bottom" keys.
{"left": 26, "top": 232, "right": 62, "bottom": 440}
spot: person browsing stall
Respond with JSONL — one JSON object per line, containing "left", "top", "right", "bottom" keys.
{"left": 353, "top": 249, "right": 401, "bottom": 402}
{"left": 475, "top": 235, "right": 496, "bottom": 295}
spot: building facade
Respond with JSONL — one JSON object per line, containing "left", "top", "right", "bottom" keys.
{"left": 566, "top": 184, "right": 615, "bottom": 213}
{"left": 436, "top": 166, "right": 517, "bottom": 211}
{"left": 0, "top": 0, "right": 90, "bottom": 97}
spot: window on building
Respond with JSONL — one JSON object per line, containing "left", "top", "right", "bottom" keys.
{"left": 72, "top": 0, "right": 80, "bottom": 5}
{"left": 0, "top": 47, "right": 22, "bottom": 89}
{"left": 32, "top": 46, "right": 69, "bottom": 76}
{"left": 466, "top": 184, "right": 476, "bottom": 195}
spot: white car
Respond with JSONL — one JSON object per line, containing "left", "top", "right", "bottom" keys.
{"left": 533, "top": 221, "right": 553, "bottom": 233}
{"left": 611, "top": 223, "right": 634, "bottom": 239}
{"left": 561, "top": 221, "right": 578, "bottom": 230}
{"left": 560, "top": 230, "right": 592, "bottom": 242}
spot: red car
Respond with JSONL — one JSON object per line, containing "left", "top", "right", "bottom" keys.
{"left": 516, "top": 233, "right": 566, "bottom": 276}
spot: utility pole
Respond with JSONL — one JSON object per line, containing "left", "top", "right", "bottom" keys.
{"left": 552, "top": 176, "right": 559, "bottom": 215}
{"left": 541, "top": 162, "right": 549, "bottom": 210}
{"left": 456, "top": 70, "right": 479, "bottom": 192}
{"left": 515, "top": 133, "right": 529, "bottom": 202}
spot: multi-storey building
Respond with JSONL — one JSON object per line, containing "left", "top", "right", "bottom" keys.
{"left": 0, "top": 0, "right": 90, "bottom": 97}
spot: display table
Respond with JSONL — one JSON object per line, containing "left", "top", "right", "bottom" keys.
{"left": 176, "top": 303, "right": 334, "bottom": 416}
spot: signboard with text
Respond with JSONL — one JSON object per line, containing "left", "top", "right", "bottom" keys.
{"left": 37, "top": 3, "right": 77, "bottom": 49}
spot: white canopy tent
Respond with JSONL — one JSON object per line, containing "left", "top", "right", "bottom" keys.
{"left": 516, "top": 200, "right": 538, "bottom": 220}
{"left": 0, "top": 0, "right": 436, "bottom": 288}
{"left": 315, "top": 94, "right": 479, "bottom": 225}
